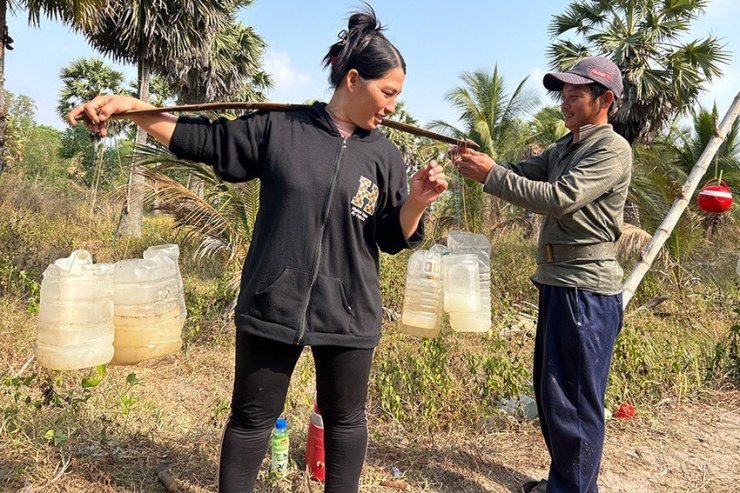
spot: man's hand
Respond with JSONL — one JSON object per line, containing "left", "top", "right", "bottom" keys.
{"left": 454, "top": 148, "right": 495, "bottom": 183}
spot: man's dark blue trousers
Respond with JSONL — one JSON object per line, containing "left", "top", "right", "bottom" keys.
{"left": 534, "top": 284, "right": 623, "bottom": 493}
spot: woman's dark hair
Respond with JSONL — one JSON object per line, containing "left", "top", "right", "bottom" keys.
{"left": 322, "top": 3, "right": 406, "bottom": 87}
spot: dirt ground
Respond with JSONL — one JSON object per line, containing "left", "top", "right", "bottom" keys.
{"left": 357, "top": 390, "right": 739, "bottom": 492}
{"left": 4, "top": 344, "right": 738, "bottom": 493}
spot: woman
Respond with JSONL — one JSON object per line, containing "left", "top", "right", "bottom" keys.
{"left": 69, "top": 5, "right": 446, "bottom": 493}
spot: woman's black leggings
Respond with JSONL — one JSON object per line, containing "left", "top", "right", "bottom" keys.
{"left": 218, "top": 331, "right": 374, "bottom": 493}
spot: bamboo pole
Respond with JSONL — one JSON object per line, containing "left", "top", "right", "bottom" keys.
{"left": 89, "top": 102, "right": 480, "bottom": 149}
{"left": 621, "top": 92, "right": 740, "bottom": 309}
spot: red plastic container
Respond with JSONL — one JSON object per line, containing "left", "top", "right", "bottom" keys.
{"left": 615, "top": 403, "right": 636, "bottom": 419}
{"left": 697, "top": 179, "right": 733, "bottom": 213}
{"left": 305, "top": 402, "right": 325, "bottom": 481}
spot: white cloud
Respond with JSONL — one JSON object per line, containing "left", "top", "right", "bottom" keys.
{"left": 262, "top": 49, "right": 329, "bottom": 103}
{"left": 263, "top": 49, "right": 312, "bottom": 91}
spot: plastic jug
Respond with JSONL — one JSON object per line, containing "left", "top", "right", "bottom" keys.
{"left": 400, "top": 248, "right": 444, "bottom": 338}
{"left": 111, "top": 246, "right": 184, "bottom": 365}
{"left": 447, "top": 232, "right": 492, "bottom": 333}
{"left": 305, "top": 401, "right": 325, "bottom": 481}
{"left": 442, "top": 253, "right": 480, "bottom": 313}
{"left": 35, "top": 250, "right": 115, "bottom": 370}
{"left": 143, "top": 244, "right": 187, "bottom": 325}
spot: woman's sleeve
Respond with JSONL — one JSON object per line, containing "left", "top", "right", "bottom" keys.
{"left": 375, "top": 152, "right": 424, "bottom": 254}
{"left": 168, "top": 112, "right": 270, "bottom": 182}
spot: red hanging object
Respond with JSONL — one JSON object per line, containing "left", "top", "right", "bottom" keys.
{"left": 697, "top": 178, "right": 733, "bottom": 213}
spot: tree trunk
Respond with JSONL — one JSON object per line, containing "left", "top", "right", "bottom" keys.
{"left": 0, "top": 0, "right": 8, "bottom": 176}
{"left": 116, "top": 59, "right": 151, "bottom": 238}
{"left": 621, "top": 92, "right": 740, "bottom": 309}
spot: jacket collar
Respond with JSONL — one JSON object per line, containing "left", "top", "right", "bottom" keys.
{"left": 558, "top": 123, "right": 614, "bottom": 147}
{"left": 308, "top": 101, "right": 380, "bottom": 142}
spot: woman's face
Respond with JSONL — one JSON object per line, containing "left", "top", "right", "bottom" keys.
{"left": 345, "top": 66, "right": 405, "bottom": 130}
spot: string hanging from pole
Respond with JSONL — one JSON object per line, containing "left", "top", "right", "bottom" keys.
{"left": 448, "top": 138, "right": 469, "bottom": 232}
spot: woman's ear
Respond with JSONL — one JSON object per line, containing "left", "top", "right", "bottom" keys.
{"left": 346, "top": 69, "right": 359, "bottom": 90}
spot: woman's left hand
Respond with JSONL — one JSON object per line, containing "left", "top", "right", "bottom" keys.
{"left": 409, "top": 160, "right": 448, "bottom": 207}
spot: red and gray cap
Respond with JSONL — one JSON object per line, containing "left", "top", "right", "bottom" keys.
{"left": 543, "top": 56, "right": 623, "bottom": 98}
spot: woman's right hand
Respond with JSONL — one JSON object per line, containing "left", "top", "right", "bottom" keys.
{"left": 67, "top": 95, "right": 178, "bottom": 145}
{"left": 67, "top": 95, "right": 155, "bottom": 137}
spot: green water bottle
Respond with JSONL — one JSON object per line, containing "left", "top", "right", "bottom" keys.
{"left": 270, "top": 418, "right": 289, "bottom": 478}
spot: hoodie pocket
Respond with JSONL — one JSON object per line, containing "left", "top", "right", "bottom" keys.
{"left": 249, "top": 267, "right": 311, "bottom": 330}
{"left": 308, "top": 274, "right": 353, "bottom": 334}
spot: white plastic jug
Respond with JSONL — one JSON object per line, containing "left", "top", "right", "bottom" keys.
{"left": 400, "top": 248, "right": 444, "bottom": 338}
{"left": 446, "top": 232, "right": 492, "bottom": 333}
{"left": 143, "top": 244, "right": 187, "bottom": 325}
{"left": 111, "top": 245, "right": 185, "bottom": 365}
{"left": 443, "top": 254, "right": 481, "bottom": 313}
{"left": 35, "top": 250, "right": 115, "bottom": 370}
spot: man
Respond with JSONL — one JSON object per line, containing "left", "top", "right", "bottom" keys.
{"left": 455, "top": 56, "right": 632, "bottom": 493}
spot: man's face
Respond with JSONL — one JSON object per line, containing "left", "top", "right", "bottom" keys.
{"left": 560, "top": 83, "right": 607, "bottom": 132}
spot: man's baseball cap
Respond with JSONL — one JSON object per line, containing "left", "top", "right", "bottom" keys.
{"left": 543, "top": 56, "right": 623, "bottom": 99}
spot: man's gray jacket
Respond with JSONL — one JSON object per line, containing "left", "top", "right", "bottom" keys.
{"left": 484, "top": 124, "right": 632, "bottom": 295}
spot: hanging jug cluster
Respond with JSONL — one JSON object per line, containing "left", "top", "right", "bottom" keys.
{"left": 35, "top": 244, "right": 187, "bottom": 371}
{"left": 400, "top": 231, "right": 491, "bottom": 338}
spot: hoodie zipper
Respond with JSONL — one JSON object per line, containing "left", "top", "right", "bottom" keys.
{"left": 294, "top": 136, "right": 348, "bottom": 344}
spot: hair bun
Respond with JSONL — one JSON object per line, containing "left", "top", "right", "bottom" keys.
{"left": 347, "top": 7, "right": 383, "bottom": 36}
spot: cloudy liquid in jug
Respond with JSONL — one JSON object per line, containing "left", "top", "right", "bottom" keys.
{"left": 111, "top": 247, "right": 184, "bottom": 365}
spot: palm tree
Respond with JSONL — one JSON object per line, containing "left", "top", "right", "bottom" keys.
{"left": 430, "top": 66, "right": 539, "bottom": 160}
{"left": 157, "top": 16, "right": 272, "bottom": 200}
{"left": 56, "top": 57, "right": 129, "bottom": 197}
{"left": 656, "top": 106, "right": 740, "bottom": 190}
{"left": 0, "top": 0, "right": 105, "bottom": 175}
{"left": 547, "top": 0, "right": 730, "bottom": 145}
{"left": 56, "top": 57, "right": 128, "bottom": 129}
{"left": 125, "top": 139, "right": 258, "bottom": 299}
{"left": 79, "top": 0, "right": 245, "bottom": 237}
{"left": 165, "top": 20, "right": 272, "bottom": 105}
{"left": 429, "top": 66, "right": 540, "bottom": 231}
{"left": 528, "top": 105, "right": 568, "bottom": 149}
{"left": 650, "top": 105, "right": 740, "bottom": 231}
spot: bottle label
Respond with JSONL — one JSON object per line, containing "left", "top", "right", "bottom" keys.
{"left": 270, "top": 436, "right": 289, "bottom": 476}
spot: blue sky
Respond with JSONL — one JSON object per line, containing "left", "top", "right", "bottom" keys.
{"left": 6, "top": 0, "right": 739, "bottom": 132}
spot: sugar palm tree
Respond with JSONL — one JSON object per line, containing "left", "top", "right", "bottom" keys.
{"left": 547, "top": 0, "right": 730, "bottom": 145}
{"left": 56, "top": 57, "right": 129, "bottom": 133}
{"left": 56, "top": 57, "right": 129, "bottom": 195}
{"left": 0, "top": 0, "right": 105, "bottom": 175}
{"left": 165, "top": 19, "right": 272, "bottom": 105}
{"left": 429, "top": 66, "right": 540, "bottom": 231}
{"left": 79, "top": 0, "right": 244, "bottom": 237}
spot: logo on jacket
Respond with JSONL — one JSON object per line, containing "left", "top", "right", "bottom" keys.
{"left": 351, "top": 176, "right": 379, "bottom": 221}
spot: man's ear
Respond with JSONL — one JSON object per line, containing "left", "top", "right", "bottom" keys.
{"left": 601, "top": 90, "right": 615, "bottom": 109}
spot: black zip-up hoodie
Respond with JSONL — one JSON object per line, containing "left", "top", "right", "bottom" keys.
{"left": 169, "top": 102, "right": 423, "bottom": 348}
